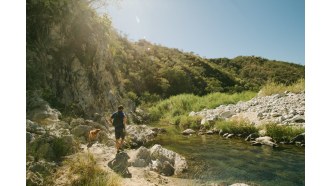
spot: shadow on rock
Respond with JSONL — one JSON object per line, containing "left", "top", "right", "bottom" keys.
{"left": 108, "top": 152, "right": 132, "bottom": 178}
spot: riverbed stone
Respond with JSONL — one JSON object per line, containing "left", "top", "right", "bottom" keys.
{"left": 206, "top": 130, "right": 214, "bottom": 135}
{"left": 291, "top": 115, "right": 305, "bottom": 123}
{"left": 290, "top": 133, "right": 305, "bottom": 144}
{"left": 182, "top": 129, "right": 196, "bottom": 135}
{"left": 220, "top": 111, "right": 236, "bottom": 118}
{"left": 255, "top": 136, "right": 278, "bottom": 147}
{"left": 226, "top": 134, "right": 234, "bottom": 138}
{"left": 230, "top": 183, "right": 250, "bottom": 186}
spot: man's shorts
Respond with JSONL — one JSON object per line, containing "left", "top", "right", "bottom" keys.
{"left": 115, "top": 128, "right": 125, "bottom": 140}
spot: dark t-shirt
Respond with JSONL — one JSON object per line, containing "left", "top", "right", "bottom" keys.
{"left": 111, "top": 111, "right": 125, "bottom": 129}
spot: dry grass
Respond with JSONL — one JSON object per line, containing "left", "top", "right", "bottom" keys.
{"left": 259, "top": 79, "right": 304, "bottom": 96}
{"left": 61, "top": 152, "right": 122, "bottom": 186}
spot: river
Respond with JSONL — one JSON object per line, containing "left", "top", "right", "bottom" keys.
{"left": 148, "top": 127, "right": 305, "bottom": 186}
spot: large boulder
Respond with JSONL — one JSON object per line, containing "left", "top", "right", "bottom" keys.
{"left": 125, "top": 125, "right": 157, "bottom": 147}
{"left": 71, "top": 125, "right": 92, "bottom": 139}
{"left": 130, "top": 144, "right": 188, "bottom": 175}
{"left": 150, "top": 159, "right": 177, "bottom": 176}
{"left": 26, "top": 95, "right": 61, "bottom": 122}
{"left": 70, "top": 118, "right": 85, "bottom": 128}
{"left": 26, "top": 120, "right": 46, "bottom": 135}
{"left": 70, "top": 118, "right": 108, "bottom": 131}
{"left": 130, "top": 146, "right": 151, "bottom": 167}
{"left": 174, "top": 153, "right": 188, "bottom": 175}
{"left": 108, "top": 152, "right": 132, "bottom": 178}
{"left": 161, "top": 161, "right": 175, "bottom": 176}
{"left": 290, "top": 133, "right": 305, "bottom": 144}
{"left": 149, "top": 144, "right": 188, "bottom": 176}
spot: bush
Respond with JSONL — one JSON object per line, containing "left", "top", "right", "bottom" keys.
{"left": 178, "top": 115, "right": 203, "bottom": 129}
{"left": 215, "top": 120, "right": 258, "bottom": 136}
{"left": 259, "top": 79, "right": 304, "bottom": 96}
{"left": 147, "top": 91, "right": 256, "bottom": 123}
{"left": 27, "top": 135, "right": 79, "bottom": 162}
{"left": 65, "top": 152, "right": 121, "bottom": 186}
{"left": 263, "top": 123, "right": 305, "bottom": 142}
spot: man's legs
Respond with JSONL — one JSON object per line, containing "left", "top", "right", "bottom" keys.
{"left": 119, "top": 138, "right": 124, "bottom": 150}
{"left": 115, "top": 139, "right": 120, "bottom": 152}
{"left": 115, "top": 128, "right": 125, "bottom": 152}
{"left": 119, "top": 129, "right": 125, "bottom": 150}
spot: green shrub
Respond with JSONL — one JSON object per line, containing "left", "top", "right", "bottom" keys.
{"left": 27, "top": 136, "right": 79, "bottom": 162}
{"left": 148, "top": 91, "right": 256, "bottom": 123}
{"left": 259, "top": 79, "right": 304, "bottom": 96}
{"left": 65, "top": 152, "right": 121, "bottom": 186}
{"left": 215, "top": 120, "right": 258, "bottom": 136}
{"left": 178, "top": 115, "right": 203, "bottom": 129}
{"left": 263, "top": 123, "right": 305, "bottom": 142}
{"left": 52, "top": 137, "right": 79, "bottom": 161}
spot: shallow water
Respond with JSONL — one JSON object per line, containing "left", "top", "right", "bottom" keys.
{"left": 150, "top": 131, "right": 305, "bottom": 186}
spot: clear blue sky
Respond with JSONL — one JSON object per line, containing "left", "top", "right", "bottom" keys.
{"left": 105, "top": 0, "right": 305, "bottom": 65}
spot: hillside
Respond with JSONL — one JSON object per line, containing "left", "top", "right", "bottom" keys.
{"left": 27, "top": 0, "right": 304, "bottom": 117}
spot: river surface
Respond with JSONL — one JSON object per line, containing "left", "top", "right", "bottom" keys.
{"left": 148, "top": 128, "right": 305, "bottom": 186}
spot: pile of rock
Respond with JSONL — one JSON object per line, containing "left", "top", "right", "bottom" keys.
{"left": 189, "top": 92, "right": 305, "bottom": 126}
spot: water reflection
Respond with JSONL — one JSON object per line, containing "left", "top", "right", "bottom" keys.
{"left": 151, "top": 133, "right": 305, "bottom": 186}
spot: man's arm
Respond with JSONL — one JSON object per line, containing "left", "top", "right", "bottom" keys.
{"left": 105, "top": 117, "right": 113, "bottom": 126}
{"left": 123, "top": 116, "right": 127, "bottom": 129}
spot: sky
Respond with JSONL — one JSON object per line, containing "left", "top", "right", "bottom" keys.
{"left": 105, "top": 0, "right": 305, "bottom": 65}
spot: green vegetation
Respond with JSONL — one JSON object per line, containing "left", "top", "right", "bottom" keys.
{"left": 27, "top": 136, "right": 79, "bottom": 162}
{"left": 27, "top": 0, "right": 305, "bottom": 116}
{"left": 259, "top": 79, "right": 305, "bottom": 96}
{"left": 64, "top": 152, "right": 121, "bottom": 186}
{"left": 214, "top": 120, "right": 259, "bottom": 136}
{"left": 263, "top": 123, "right": 305, "bottom": 142}
{"left": 210, "top": 56, "right": 305, "bottom": 88}
{"left": 148, "top": 91, "right": 256, "bottom": 128}
{"left": 214, "top": 120, "right": 304, "bottom": 143}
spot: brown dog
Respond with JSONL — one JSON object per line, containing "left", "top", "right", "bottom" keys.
{"left": 88, "top": 129, "right": 101, "bottom": 142}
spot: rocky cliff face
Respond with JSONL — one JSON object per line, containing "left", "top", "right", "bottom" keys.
{"left": 28, "top": 55, "right": 134, "bottom": 117}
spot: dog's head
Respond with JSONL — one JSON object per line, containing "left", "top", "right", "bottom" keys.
{"left": 90, "top": 129, "right": 101, "bottom": 134}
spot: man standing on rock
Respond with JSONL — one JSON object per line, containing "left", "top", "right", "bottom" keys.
{"left": 106, "top": 105, "right": 127, "bottom": 153}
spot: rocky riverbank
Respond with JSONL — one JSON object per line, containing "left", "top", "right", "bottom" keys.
{"left": 185, "top": 92, "right": 305, "bottom": 147}
{"left": 190, "top": 91, "right": 305, "bottom": 126}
